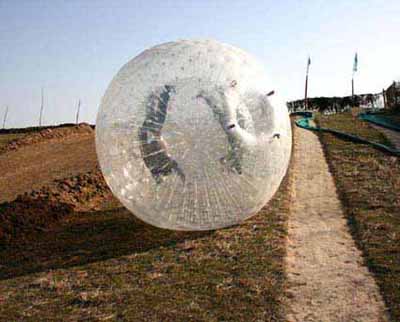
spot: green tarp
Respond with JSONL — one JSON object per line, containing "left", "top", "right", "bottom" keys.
{"left": 294, "top": 113, "right": 400, "bottom": 157}
{"left": 358, "top": 113, "right": 400, "bottom": 132}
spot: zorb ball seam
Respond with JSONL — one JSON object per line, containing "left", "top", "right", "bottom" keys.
{"left": 95, "top": 39, "right": 292, "bottom": 231}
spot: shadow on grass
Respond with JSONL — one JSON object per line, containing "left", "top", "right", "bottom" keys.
{"left": 0, "top": 206, "right": 212, "bottom": 280}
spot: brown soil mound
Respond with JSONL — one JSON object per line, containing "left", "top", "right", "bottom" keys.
{"left": 0, "top": 123, "right": 93, "bottom": 153}
{"left": 0, "top": 168, "right": 113, "bottom": 246}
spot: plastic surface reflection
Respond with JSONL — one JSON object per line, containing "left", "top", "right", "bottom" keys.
{"left": 96, "top": 39, "right": 292, "bottom": 230}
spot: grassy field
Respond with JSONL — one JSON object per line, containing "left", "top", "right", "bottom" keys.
{"left": 377, "top": 110, "right": 400, "bottom": 124}
{"left": 0, "top": 165, "right": 292, "bottom": 321}
{"left": 383, "top": 113, "right": 400, "bottom": 124}
{"left": 316, "top": 112, "right": 400, "bottom": 321}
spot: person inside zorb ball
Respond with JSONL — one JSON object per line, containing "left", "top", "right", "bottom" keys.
{"left": 96, "top": 39, "right": 292, "bottom": 231}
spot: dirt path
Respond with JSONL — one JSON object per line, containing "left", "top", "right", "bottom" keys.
{"left": 286, "top": 124, "right": 388, "bottom": 321}
{"left": 0, "top": 134, "right": 97, "bottom": 203}
{"left": 371, "top": 124, "right": 400, "bottom": 150}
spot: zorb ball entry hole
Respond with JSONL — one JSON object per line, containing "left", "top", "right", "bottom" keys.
{"left": 95, "top": 39, "right": 292, "bottom": 231}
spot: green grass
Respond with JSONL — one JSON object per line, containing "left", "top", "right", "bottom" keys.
{"left": 381, "top": 114, "right": 400, "bottom": 126}
{"left": 0, "top": 169, "right": 292, "bottom": 321}
{"left": 316, "top": 112, "right": 400, "bottom": 321}
{"left": 371, "top": 110, "right": 400, "bottom": 128}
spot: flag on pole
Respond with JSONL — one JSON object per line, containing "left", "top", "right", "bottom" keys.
{"left": 353, "top": 52, "right": 358, "bottom": 73}
{"left": 306, "top": 56, "right": 311, "bottom": 75}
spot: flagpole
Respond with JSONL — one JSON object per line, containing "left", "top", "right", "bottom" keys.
{"left": 2, "top": 106, "right": 8, "bottom": 129}
{"left": 305, "top": 56, "right": 310, "bottom": 110}
{"left": 305, "top": 74, "right": 309, "bottom": 110}
{"left": 352, "top": 52, "right": 358, "bottom": 107}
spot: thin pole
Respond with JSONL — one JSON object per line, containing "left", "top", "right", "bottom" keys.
{"left": 39, "top": 87, "right": 44, "bottom": 127}
{"left": 2, "top": 106, "right": 8, "bottom": 129}
{"left": 305, "top": 74, "right": 309, "bottom": 110}
{"left": 305, "top": 56, "right": 311, "bottom": 110}
{"left": 352, "top": 52, "right": 357, "bottom": 107}
{"left": 75, "top": 99, "right": 81, "bottom": 125}
{"left": 382, "top": 89, "right": 387, "bottom": 108}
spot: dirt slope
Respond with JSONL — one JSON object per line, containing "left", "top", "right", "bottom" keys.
{"left": 0, "top": 132, "right": 97, "bottom": 203}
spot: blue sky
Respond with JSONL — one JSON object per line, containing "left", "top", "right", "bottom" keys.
{"left": 1, "top": 0, "right": 399, "bottom": 127}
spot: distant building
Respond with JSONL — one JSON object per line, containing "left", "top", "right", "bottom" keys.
{"left": 385, "top": 81, "right": 400, "bottom": 110}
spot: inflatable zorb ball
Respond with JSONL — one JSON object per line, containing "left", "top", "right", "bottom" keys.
{"left": 96, "top": 39, "right": 291, "bottom": 230}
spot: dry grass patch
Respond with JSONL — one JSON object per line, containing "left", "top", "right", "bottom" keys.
{"left": 0, "top": 167, "right": 292, "bottom": 321}
{"left": 316, "top": 112, "right": 400, "bottom": 321}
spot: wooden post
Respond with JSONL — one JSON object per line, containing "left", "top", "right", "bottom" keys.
{"left": 75, "top": 99, "right": 81, "bottom": 125}
{"left": 2, "top": 106, "right": 8, "bottom": 129}
{"left": 352, "top": 77, "right": 354, "bottom": 106}
{"left": 304, "top": 74, "right": 309, "bottom": 110}
{"left": 39, "top": 87, "right": 44, "bottom": 127}
{"left": 382, "top": 89, "right": 387, "bottom": 109}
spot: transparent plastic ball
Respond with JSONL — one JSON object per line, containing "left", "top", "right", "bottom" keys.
{"left": 95, "top": 39, "right": 292, "bottom": 230}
